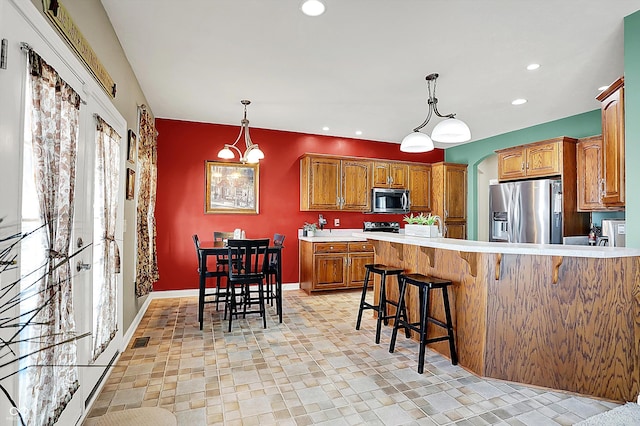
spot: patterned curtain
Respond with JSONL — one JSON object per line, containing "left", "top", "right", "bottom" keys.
{"left": 23, "top": 50, "right": 81, "bottom": 426}
{"left": 135, "top": 105, "right": 159, "bottom": 297}
{"left": 92, "top": 115, "right": 121, "bottom": 361}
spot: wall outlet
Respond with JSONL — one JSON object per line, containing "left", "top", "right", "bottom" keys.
{"left": 334, "top": 218, "right": 340, "bottom": 227}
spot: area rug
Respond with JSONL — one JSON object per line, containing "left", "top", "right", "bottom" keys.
{"left": 575, "top": 402, "right": 640, "bottom": 425}
{"left": 82, "top": 407, "right": 177, "bottom": 426}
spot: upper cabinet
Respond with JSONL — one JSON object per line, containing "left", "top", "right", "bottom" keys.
{"left": 431, "top": 162, "right": 467, "bottom": 238}
{"left": 407, "top": 164, "right": 431, "bottom": 212}
{"left": 496, "top": 137, "right": 576, "bottom": 181}
{"left": 372, "top": 162, "right": 408, "bottom": 188}
{"left": 576, "top": 135, "right": 605, "bottom": 211}
{"left": 596, "top": 77, "right": 625, "bottom": 208}
{"left": 300, "top": 155, "right": 372, "bottom": 211}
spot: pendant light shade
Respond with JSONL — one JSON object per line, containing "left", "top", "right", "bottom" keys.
{"left": 401, "top": 73, "right": 471, "bottom": 152}
{"left": 217, "top": 100, "right": 265, "bottom": 164}
{"left": 431, "top": 118, "right": 471, "bottom": 143}
{"left": 400, "top": 131, "right": 434, "bottom": 153}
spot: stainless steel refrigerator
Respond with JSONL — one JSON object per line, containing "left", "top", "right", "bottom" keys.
{"left": 489, "top": 179, "right": 563, "bottom": 244}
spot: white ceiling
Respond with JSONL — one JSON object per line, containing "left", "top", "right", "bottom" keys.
{"left": 101, "top": 0, "right": 640, "bottom": 149}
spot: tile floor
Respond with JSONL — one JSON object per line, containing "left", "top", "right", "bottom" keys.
{"left": 84, "top": 290, "right": 620, "bottom": 425}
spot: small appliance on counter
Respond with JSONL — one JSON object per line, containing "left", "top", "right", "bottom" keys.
{"left": 363, "top": 221, "right": 400, "bottom": 233}
{"left": 600, "top": 219, "right": 626, "bottom": 247}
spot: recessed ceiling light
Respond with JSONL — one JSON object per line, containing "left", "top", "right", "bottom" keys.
{"left": 322, "top": 126, "right": 329, "bottom": 131}
{"left": 512, "top": 98, "right": 527, "bottom": 105}
{"left": 598, "top": 85, "right": 609, "bottom": 91}
{"left": 526, "top": 63, "right": 540, "bottom": 71}
{"left": 301, "top": 0, "right": 325, "bottom": 16}
{"left": 355, "top": 130, "right": 363, "bottom": 136}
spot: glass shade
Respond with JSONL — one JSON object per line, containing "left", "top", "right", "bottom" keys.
{"left": 400, "top": 131, "right": 434, "bottom": 153}
{"left": 218, "top": 147, "right": 235, "bottom": 159}
{"left": 431, "top": 118, "right": 471, "bottom": 143}
{"left": 301, "top": 0, "right": 325, "bottom": 16}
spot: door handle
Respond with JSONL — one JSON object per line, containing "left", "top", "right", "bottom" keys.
{"left": 76, "top": 261, "right": 91, "bottom": 272}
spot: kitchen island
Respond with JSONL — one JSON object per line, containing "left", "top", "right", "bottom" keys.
{"left": 352, "top": 231, "right": 640, "bottom": 402}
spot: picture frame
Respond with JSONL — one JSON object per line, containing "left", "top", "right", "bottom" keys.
{"left": 126, "top": 168, "right": 135, "bottom": 200}
{"left": 127, "top": 129, "right": 137, "bottom": 163}
{"left": 205, "top": 161, "right": 259, "bottom": 214}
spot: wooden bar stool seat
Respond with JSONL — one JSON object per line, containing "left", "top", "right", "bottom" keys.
{"left": 389, "top": 273, "right": 458, "bottom": 374}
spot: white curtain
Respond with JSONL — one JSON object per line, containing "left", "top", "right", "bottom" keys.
{"left": 92, "top": 115, "right": 121, "bottom": 361}
{"left": 21, "top": 49, "right": 81, "bottom": 426}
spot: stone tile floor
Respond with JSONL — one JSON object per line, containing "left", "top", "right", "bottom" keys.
{"left": 84, "top": 290, "right": 620, "bottom": 425}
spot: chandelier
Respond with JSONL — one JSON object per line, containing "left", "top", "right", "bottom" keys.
{"left": 217, "top": 100, "right": 265, "bottom": 163}
{"left": 400, "top": 73, "right": 471, "bottom": 153}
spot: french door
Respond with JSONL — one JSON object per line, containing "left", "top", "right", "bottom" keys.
{"left": 0, "top": 1, "right": 125, "bottom": 424}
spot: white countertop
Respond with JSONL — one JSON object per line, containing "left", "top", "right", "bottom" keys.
{"left": 351, "top": 231, "right": 640, "bottom": 259}
{"left": 298, "top": 228, "right": 368, "bottom": 243}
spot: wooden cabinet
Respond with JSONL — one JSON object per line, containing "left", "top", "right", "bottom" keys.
{"left": 577, "top": 135, "right": 605, "bottom": 211}
{"left": 596, "top": 77, "right": 625, "bottom": 207}
{"left": 299, "top": 240, "right": 374, "bottom": 293}
{"left": 407, "top": 164, "right": 431, "bottom": 212}
{"left": 373, "top": 162, "right": 408, "bottom": 188}
{"left": 300, "top": 155, "right": 371, "bottom": 211}
{"left": 430, "top": 162, "right": 467, "bottom": 239}
{"left": 497, "top": 139, "right": 566, "bottom": 181}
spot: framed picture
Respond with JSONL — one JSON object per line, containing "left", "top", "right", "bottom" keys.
{"left": 126, "top": 168, "right": 135, "bottom": 200}
{"left": 205, "top": 161, "right": 259, "bottom": 214}
{"left": 127, "top": 129, "right": 137, "bottom": 163}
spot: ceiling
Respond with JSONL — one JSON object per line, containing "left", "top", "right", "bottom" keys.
{"left": 101, "top": 0, "right": 640, "bottom": 149}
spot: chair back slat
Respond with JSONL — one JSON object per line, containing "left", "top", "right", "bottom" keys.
{"left": 226, "top": 238, "right": 270, "bottom": 281}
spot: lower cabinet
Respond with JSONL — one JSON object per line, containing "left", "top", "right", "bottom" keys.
{"left": 300, "top": 240, "right": 374, "bottom": 293}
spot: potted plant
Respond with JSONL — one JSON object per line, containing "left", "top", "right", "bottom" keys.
{"left": 403, "top": 213, "right": 441, "bottom": 237}
{"left": 303, "top": 222, "right": 318, "bottom": 237}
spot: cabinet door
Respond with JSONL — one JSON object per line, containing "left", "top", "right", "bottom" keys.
{"left": 444, "top": 165, "right": 467, "bottom": 221}
{"left": 341, "top": 160, "right": 371, "bottom": 210}
{"left": 525, "top": 142, "right": 560, "bottom": 178}
{"left": 600, "top": 83, "right": 625, "bottom": 206}
{"left": 445, "top": 222, "right": 466, "bottom": 239}
{"left": 372, "top": 162, "right": 390, "bottom": 187}
{"left": 348, "top": 252, "right": 374, "bottom": 288}
{"left": 389, "top": 163, "right": 408, "bottom": 188}
{"left": 576, "top": 136, "right": 604, "bottom": 211}
{"left": 314, "top": 254, "right": 347, "bottom": 289}
{"left": 497, "top": 148, "right": 526, "bottom": 181}
{"left": 408, "top": 165, "right": 431, "bottom": 212}
{"left": 307, "top": 157, "right": 340, "bottom": 210}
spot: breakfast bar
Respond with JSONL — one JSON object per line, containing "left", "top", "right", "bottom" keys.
{"left": 352, "top": 231, "right": 640, "bottom": 402}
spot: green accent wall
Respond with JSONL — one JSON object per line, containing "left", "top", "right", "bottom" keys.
{"left": 624, "top": 10, "right": 640, "bottom": 248}
{"left": 446, "top": 10, "right": 640, "bottom": 246}
{"left": 445, "top": 111, "right": 602, "bottom": 240}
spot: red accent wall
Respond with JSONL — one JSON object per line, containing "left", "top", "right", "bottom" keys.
{"left": 154, "top": 118, "right": 444, "bottom": 290}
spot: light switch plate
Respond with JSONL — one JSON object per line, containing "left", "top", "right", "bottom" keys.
{"left": 334, "top": 218, "right": 340, "bottom": 227}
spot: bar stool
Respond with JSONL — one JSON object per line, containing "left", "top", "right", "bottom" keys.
{"left": 389, "top": 273, "right": 458, "bottom": 374}
{"left": 356, "top": 264, "right": 410, "bottom": 344}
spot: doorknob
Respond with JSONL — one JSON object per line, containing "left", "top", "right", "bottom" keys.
{"left": 76, "top": 261, "right": 91, "bottom": 272}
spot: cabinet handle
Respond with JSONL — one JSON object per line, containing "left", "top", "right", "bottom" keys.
{"left": 444, "top": 209, "right": 448, "bottom": 219}
{"left": 526, "top": 162, "right": 529, "bottom": 170}
{"left": 600, "top": 178, "right": 606, "bottom": 200}
{"left": 521, "top": 162, "right": 524, "bottom": 171}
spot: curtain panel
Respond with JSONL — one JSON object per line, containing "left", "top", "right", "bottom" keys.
{"left": 23, "top": 50, "right": 81, "bottom": 426}
{"left": 92, "top": 115, "right": 121, "bottom": 361}
{"left": 135, "top": 105, "right": 159, "bottom": 297}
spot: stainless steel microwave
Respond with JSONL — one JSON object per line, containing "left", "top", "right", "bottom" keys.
{"left": 371, "top": 188, "right": 410, "bottom": 214}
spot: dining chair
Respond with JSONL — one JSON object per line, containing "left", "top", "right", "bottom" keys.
{"left": 192, "top": 234, "right": 228, "bottom": 330}
{"left": 224, "top": 238, "right": 270, "bottom": 331}
{"left": 265, "top": 233, "right": 285, "bottom": 309}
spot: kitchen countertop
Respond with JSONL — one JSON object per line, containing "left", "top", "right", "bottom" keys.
{"left": 298, "top": 228, "right": 368, "bottom": 243}
{"left": 351, "top": 231, "right": 640, "bottom": 258}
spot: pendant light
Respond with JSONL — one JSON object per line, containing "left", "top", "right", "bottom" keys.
{"left": 400, "top": 73, "right": 471, "bottom": 153}
{"left": 217, "top": 100, "right": 264, "bottom": 164}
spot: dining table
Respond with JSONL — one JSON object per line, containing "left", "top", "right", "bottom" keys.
{"left": 197, "top": 240, "right": 284, "bottom": 324}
